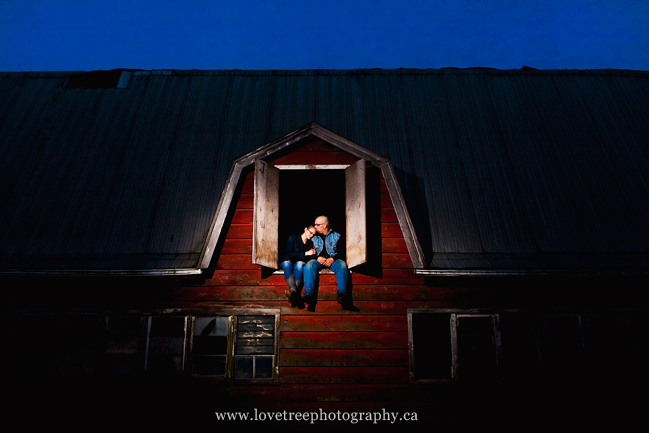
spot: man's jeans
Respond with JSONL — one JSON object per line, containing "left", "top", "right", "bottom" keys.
{"left": 281, "top": 260, "right": 306, "bottom": 281}
{"left": 303, "top": 259, "right": 348, "bottom": 297}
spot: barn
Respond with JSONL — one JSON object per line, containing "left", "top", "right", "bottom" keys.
{"left": 1, "top": 68, "right": 648, "bottom": 431}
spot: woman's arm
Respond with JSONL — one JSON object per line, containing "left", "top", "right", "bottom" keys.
{"left": 285, "top": 235, "right": 306, "bottom": 261}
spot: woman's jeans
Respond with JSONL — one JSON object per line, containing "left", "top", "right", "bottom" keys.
{"left": 281, "top": 260, "right": 306, "bottom": 281}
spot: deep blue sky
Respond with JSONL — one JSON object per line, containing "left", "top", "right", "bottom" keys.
{"left": 1, "top": 0, "right": 647, "bottom": 71}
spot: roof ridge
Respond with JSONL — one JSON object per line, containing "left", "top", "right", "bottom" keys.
{"left": 2, "top": 67, "right": 648, "bottom": 78}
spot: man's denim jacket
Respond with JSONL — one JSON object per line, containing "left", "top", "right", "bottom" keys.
{"left": 312, "top": 230, "right": 340, "bottom": 258}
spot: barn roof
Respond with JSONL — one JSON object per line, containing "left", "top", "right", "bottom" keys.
{"left": 1, "top": 68, "right": 648, "bottom": 276}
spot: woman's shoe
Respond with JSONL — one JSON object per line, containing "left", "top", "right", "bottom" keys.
{"left": 285, "top": 275, "right": 297, "bottom": 301}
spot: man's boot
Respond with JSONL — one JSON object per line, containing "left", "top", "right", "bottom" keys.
{"left": 302, "top": 294, "right": 315, "bottom": 306}
{"left": 338, "top": 292, "right": 353, "bottom": 310}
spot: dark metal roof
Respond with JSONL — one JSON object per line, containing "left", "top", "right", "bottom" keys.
{"left": 1, "top": 68, "right": 648, "bottom": 274}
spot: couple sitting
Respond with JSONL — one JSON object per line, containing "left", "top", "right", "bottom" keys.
{"left": 281, "top": 215, "right": 350, "bottom": 308}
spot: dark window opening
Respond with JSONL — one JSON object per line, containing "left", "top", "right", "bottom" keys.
{"left": 105, "top": 316, "right": 142, "bottom": 375}
{"left": 146, "top": 316, "right": 186, "bottom": 374}
{"left": 542, "top": 315, "right": 585, "bottom": 378}
{"left": 499, "top": 312, "right": 542, "bottom": 380}
{"left": 59, "top": 314, "right": 100, "bottom": 375}
{"left": 456, "top": 315, "right": 499, "bottom": 381}
{"left": 410, "top": 311, "right": 501, "bottom": 381}
{"left": 412, "top": 313, "right": 452, "bottom": 379}
{"left": 192, "top": 317, "right": 228, "bottom": 376}
{"left": 585, "top": 311, "right": 649, "bottom": 381}
{"left": 278, "top": 169, "right": 346, "bottom": 261}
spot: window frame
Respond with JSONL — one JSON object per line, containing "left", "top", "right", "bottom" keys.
{"left": 536, "top": 311, "right": 586, "bottom": 377}
{"left": 187, "top": 309, "right": 280, "bottom": 382}
{"left": 144, "top": 315, "right": 189, "bottom": 375}
{"left": 127, "top": 309, "right": 281, "bottom": 382}
{"left": 253, "top": 159, "right": 367, "bottom": 269}
{"left": 408, "top": 308, "right": 502, "bottom": 382}
{"left": 188, "top": 315, "right": 233, "bottom": 378}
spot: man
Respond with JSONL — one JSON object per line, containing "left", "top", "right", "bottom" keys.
{"left": 302, "top": 215, "right": 350, "bottom": 308}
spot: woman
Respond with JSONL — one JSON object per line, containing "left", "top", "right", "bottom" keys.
{"left": 281, "top": 225, "right": 316, "bottom": 302}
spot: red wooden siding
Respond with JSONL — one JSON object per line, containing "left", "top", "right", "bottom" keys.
{"left": 268, "top": 138, "right": 360, "bottom": 166}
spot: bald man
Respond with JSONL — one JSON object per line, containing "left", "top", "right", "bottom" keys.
{"left": 301, "top": 215, "right": 350, "bottom": 308}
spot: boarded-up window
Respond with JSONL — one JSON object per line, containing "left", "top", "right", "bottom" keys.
{"left": 234, "top": 315, "right": 275, "bottom": 380}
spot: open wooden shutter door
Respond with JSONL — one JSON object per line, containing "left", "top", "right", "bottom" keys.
{"left": 345, "top": 159, "right": 367, "bottom": 268}
{"left": 253, "top": 159, "right": 280, "bottom": 268}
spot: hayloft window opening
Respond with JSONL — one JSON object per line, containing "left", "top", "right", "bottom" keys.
{"left": 409, "top": 310, "right": 501, "bottom": 381}
{"left": 254, "top": 158, "right": 367, "bottom": 269}
{"left": 277, "top": 169, "right": 346, "bottom": 263}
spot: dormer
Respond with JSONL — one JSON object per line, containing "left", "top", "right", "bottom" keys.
{"left": 199, "top": 123, "right": 425, "bottom": 271}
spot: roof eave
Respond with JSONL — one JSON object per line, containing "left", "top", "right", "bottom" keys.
{"left": 415, "top": 268, "right": 649, "bottom": 277}
{"left": 0, "top": 268, "right": 203, "bottom": 277}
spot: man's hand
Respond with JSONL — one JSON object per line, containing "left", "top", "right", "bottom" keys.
{"left": 323, "top": 258, "right": 334, "bottom": 267}
{"left": 317, "top": 257, "right": 326, "bottom": 265}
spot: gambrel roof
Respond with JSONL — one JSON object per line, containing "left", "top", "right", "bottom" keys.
{"left": 1, "top": 68, "right": 648, "bottom": 275}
